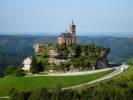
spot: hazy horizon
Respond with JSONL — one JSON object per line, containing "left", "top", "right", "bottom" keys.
{"left": 0, "top": 32, "right": 133, "bottom": 37}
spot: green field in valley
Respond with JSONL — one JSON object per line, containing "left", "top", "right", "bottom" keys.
{"left": 0, "top": 69, "right": 113, "bottom": 96}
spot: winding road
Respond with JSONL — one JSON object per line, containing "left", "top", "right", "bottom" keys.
{"left": 34, "top": 67, "right": 114, "bottom": 77}
{"left": 0, "top": 64, "right": 128, "bottom": 99}
{"left": 62, "top": 64, "right": 128, "bottom": 90}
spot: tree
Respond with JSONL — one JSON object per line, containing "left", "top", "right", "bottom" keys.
{"left": 75, "top": 45, "right": 82, "bottom": 57}
{"left": 30, "top": 56, "right": 38, "bottom": 74}
{"left": 29, "top": 88, "right": 50, "bottom": 100}
{"left": 52, "top": 83, "right": 62, "bottom": 100}
{"left": 59, "top": 62, "right": 71, "bottom": 71}
{"left": 37, "top": 62, "right": 44, "bottom": 72}
{"left": 4, "top": 65, "right": 17, "bottom": 76}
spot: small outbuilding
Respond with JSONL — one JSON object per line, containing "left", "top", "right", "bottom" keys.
{"left": 22, "top": 57, "right": 32, "bottom": 71}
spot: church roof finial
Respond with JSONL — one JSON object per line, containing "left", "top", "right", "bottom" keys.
{"left": 72, "top": 19, "right": 74, "bottom": 25}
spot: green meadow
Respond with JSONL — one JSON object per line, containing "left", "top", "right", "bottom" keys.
{"left": 0, "top": 69, "right": 113, "bottom": 96}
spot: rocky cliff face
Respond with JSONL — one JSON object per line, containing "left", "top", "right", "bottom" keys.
{"left": 95, "top": 48, "right": 110, "bottom": 69}
{"left": 96, "top": 58, "right": 109, "bottom": 69}
{"left": 34, "top": 44, "right": 111, "bottom": 71}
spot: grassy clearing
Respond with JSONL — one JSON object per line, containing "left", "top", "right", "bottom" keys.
{"left": 0, "top": 69, "right": 114, "bottom": 96}
{"left": 69, "top": 66, "right": 133, "bottom": 100}
{"left": 80, "top": 65, "right": 133, "bottom": 90}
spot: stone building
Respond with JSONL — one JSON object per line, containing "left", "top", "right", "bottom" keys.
{"left": 22, "top": 57, "right": 32, "bottom": 71}
{"left": 33, "top": 44, "right": 46, "bottom": 55}
{"left": 58, "top": 20, "right": 76, "bottom": 45}
{"left": 33, "top": 21, "right": 77, "bottom": 55}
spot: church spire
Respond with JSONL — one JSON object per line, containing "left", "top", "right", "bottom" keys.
{"left": 72, "top": 19, "right": 74, "bottom": 25}
{"left": 65, "top": 29, "right": 69, "bottom": 33}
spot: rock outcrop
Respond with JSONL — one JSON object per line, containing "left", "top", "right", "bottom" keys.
{"left": 95, "top": 48, "right": 110, "bottom": 69}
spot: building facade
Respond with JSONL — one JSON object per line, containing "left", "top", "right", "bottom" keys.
{"left": 58, "top": 20, "right": 76, "bottom": 45}
{"left": 22, "top": 57, "right": 32, "bottom": 71}
{"left": 33, "top": 21, "right": 77, "bottom": 56}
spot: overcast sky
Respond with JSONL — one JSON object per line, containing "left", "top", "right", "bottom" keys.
{"left": 0, "top": 0, "right": 133, "bottom": 35}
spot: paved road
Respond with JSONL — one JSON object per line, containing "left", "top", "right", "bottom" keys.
{"left": 46, "top": 68, "right": 113, "bottom": 76}
{"left": 62, "top": 64, "right": 128, "bottom": 90}
{"left": 31, "top": 67, "right": 114, "bottom": 77}
{"left": 0, "top": 64, "right": 128, "bottom": 99}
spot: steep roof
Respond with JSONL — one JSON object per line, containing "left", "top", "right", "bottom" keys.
{"left": 23, "top": 57, "right": 32, "bottom": 65}
{"left": 59, "top": 33, "right": 73, "bottom": 38}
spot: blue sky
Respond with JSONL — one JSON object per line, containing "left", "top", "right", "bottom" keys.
{"left": 0, "top": 0, "right": 133, "bottom": 34}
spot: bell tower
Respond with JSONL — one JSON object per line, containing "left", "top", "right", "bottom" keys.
{"left": 69, "top": 20, "right": 76, "bottom": 43}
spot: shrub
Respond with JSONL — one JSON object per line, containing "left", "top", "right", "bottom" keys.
{"left": 15, "top": 69, "right": 25, "bottom": 77}
{"left": 116, "top": 77, "right": 128, "bottom": 88}
{"left": 30, "top": 56, "right": 38, "bottom": 74}
{"left": 9, "top": 88, "right": 31, "bottom": 100}
{"left": 29, "top": 88, "right": 51, "bottom": 100}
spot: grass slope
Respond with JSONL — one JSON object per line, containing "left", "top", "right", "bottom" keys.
{"left": 76, "top": 65, "right": 133, "bottom": 100}
{"left": 90, "top": 65, "right": 133, "bottom": 87}
{"left": 0, "top": 69, "right": 113, "bottom": 96}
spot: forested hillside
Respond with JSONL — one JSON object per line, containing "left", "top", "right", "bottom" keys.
{"left": 78, "top": 36, "right": 133, "bottom": 62}
{"left": 0, "top": 35, "right": 133, "bottom": 71}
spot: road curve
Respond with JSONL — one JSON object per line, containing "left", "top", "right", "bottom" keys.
{"left": 0, "top": 65, "right": 128, "bottom": 99}
{"left": 62, "top": 65, "right": 128, "bottom": 90}
{"left": 46, "top": 67, "right": 113, "bottom": 76}
{"left": 26, "top": 67, "right": 114, "bottom": 77}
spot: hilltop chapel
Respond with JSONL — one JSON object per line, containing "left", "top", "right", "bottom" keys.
{"left": 33, "top": 21, "right": 77, "bottom": 56}
{"left": 58, "top": 20, "right": 76, "bottom": 45}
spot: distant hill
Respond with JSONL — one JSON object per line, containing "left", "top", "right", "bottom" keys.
{"left": 0, "top": 34, "right": 133, "bottom": 71}
{"left": 77, "top": 36, "right": 133, "bottom": 62}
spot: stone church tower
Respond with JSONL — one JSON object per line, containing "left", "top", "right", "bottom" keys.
{"left": 69, "top": 20, "right": 76, "bottom": 44}
{"left": 58, "top": 20, "right": 76, "bottom": 45}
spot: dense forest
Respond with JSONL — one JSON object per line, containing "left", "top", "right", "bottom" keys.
{"left": 0, "top": 35, "right": 133, "bottom": 72}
